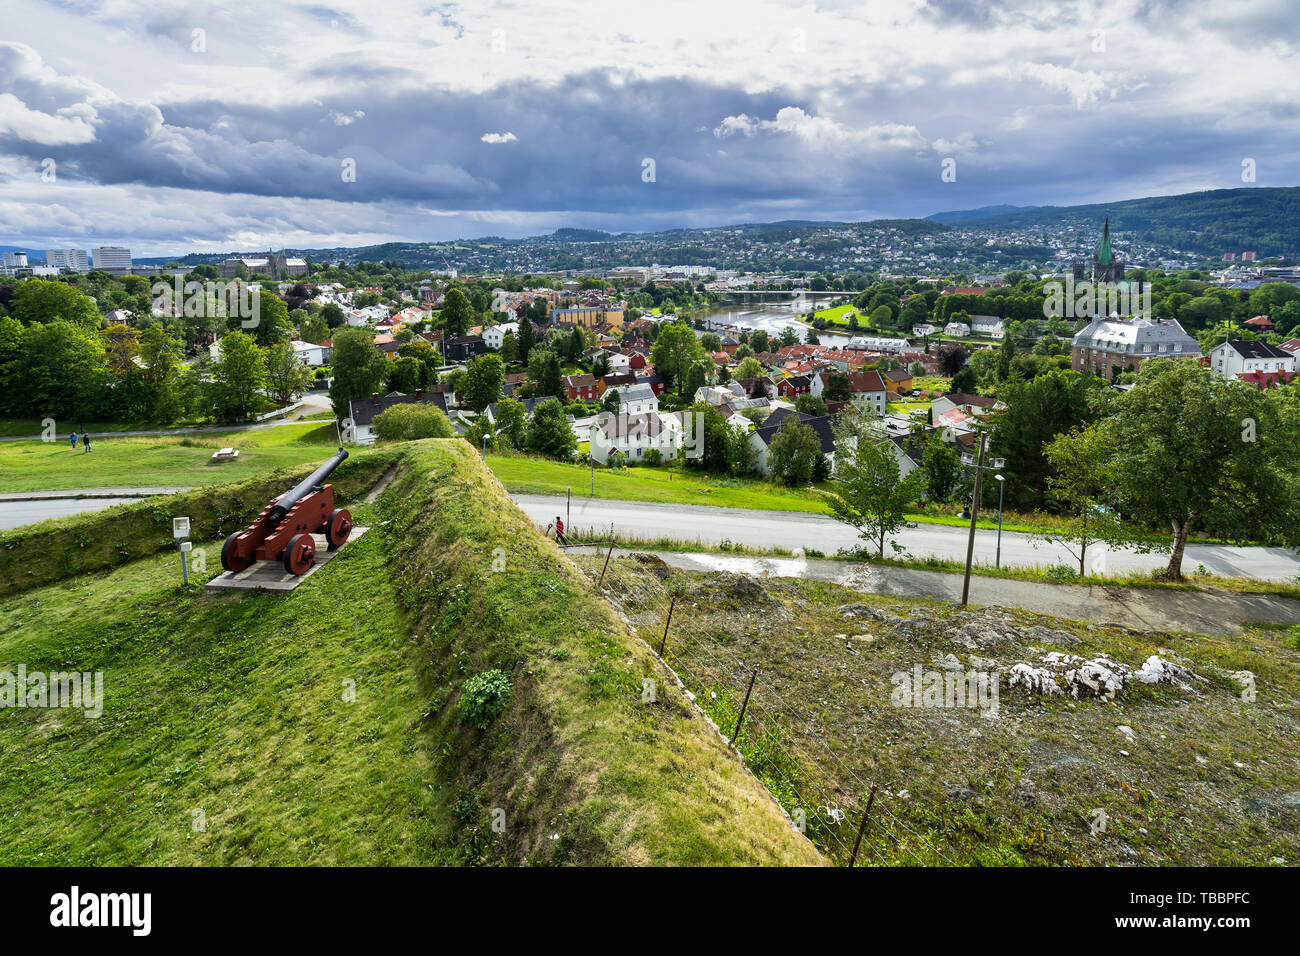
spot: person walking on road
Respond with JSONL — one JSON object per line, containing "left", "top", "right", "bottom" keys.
{"left": 554, "top": 516, "right": 568, "bottom": 546}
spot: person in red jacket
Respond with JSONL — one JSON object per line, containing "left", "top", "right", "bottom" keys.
{"left": 554, "top": 516, "right": 568, "bottom": 546}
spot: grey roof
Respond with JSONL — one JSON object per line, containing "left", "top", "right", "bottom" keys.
{"left": 1072, "top": 317, "right": 1199, "bottom": 355}
{"left": 615, "top": 383, "right": 656, "bottom": 404}
{"left": 349, "top": 391, "right": 448, "bottom": 428}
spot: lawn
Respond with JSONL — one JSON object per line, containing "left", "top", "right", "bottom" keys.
{"left": 0, "top": 422, "right": 350, "bottom": 493}
{"left": 488, "top": 452, "right": 831, "bottom": 513}
{"left": 487, "top": 452, "right": 1070, "bottom": 535}
{"left": 811, "top": 304, "right": 857, "bottom": 325}
{"left": 0, "top": 500, "right": 448, "bottom": 865}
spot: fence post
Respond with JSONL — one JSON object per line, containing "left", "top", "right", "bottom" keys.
{"left": 729, "top": 669, "right": 758, "bottom": 747}
{"left": 655, "top": 595, "right": 676, "bottom": 655}
{"left": 848, "top": 784, "right": 878, "bottom": 867}
{"left": 598, "top": 533, "right": 615, "bottom": 587}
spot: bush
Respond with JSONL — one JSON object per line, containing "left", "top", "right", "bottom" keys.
{"left": 372, "top": 403, "right": 455, "bottom": 441}
{"left": 1045, "top": 564, "right": 1078, "bottom": 582}
{"left": 457, "top": 669, "right": 512, "bottom": 729}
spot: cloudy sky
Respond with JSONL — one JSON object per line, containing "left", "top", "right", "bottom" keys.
{"left": 2, "top": 0, "right": 1298, "bottom": 256}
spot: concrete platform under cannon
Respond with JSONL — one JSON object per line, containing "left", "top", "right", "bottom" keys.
{"left": 205, "top": 526, "right": 370, "bottom": 593}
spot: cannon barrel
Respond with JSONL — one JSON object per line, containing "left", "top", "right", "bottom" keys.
{"left": 268, "top": 447, "right": 348, "bottom": 525}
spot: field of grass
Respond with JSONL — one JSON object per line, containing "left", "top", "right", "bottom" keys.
{"left": 593, "top": 556, "right": 1300, "bottom": 865}
{"left": 0, "top": 441, "right": 824, "bottom": 866}
{"left": 0, "top": 500, "right": 448, "bottom": 865}
{"left": 0, "top": 422, "right": 349, "bottom": 493}
{"left": 487, "top": 452, "right": 1092, "bottom": 536}
{"left": 811, "top": 304, "right": 856, "bottom": 325}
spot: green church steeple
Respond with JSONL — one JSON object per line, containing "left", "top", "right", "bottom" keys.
{"left": 1097, "top": 217, "right": 1113, "bottom": 266}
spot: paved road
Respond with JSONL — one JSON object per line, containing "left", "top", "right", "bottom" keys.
{"left": 566, "top": 547, "right": 1300, "bottom": 635}
{"left": 0, "top": 497, "right": 142, "bottom": 530}
{"left": 0, "top": 488, "right": 191, "bottom": 530}
{"left": 0, "top": 392, "right": 333, "bottom": 443}
{"left": 515, "top": 494, "right": 1300, "bottom": 583}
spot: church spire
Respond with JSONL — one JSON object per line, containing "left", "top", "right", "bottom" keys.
{"left": 1096, "top": 216, "right": 1113, "bottom": 267}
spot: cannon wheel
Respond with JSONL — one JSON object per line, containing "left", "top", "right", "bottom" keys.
{"left": 325, "top": 509, "right": 353, "bottom": 551}
{"left": 221, "top": 532, "right": 253, "bottom": 573}
{"left": 283, "top": 533, "right": 315, "bottom": 576}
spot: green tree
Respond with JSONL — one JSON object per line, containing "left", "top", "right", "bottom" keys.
{"left": 527, "top": 348, "right": 564, "bottom": 400}
{"left": 996, "top": 331, "right": 1016, "bottom": 381}
{"left": 440, "top": 287, "right": 475, "bottom": 338}
{"left": 499, "top": 330, "right": 519, "bottom": 364}
{"left": 11, "top": 280, "right": 101, "bottom": 330}
{"left": 768, "top": 421, "right": 823, "bottom": 486}
{"left": 263, "top": 339, "right": 314, "bottom": 406}
{"left": 526, "top": 397, "right": 577, "bottom": 460}
{"left": 210, "top": 330, "right": 267, "bottom": 420}
{"left": 920, "top": 439, "right": 962, "bottom": 503}
{"left": 1103, "top": 359, "right": 1300, "bottom": 578}
{"left": 650, "top": 321, "right": 706, "bottom": 388}
{"left": 371, "top": 403, "right": 455, "bottom": 441}
{"left": 320, "top": 302, "right": 346, "bottom": 329}
{"left": 823, "top": 372, "right": 851, "bottom": 402}
{"left": 823, "top": 415, "right": 925, "bottom": 557}
{"left": 491, "top": 396, "right": 529, "bottom": 448}
{"left": 990, "top": 369, "right": 1109, "bottom": 509}
{"left": 385, "top": 355, "right": 423, "bottom": 393}
{"left": 734, "top": 356, "right": 765, "bottom": 381}
{"left": 23, "top": 321, "right": 106, "bottom": 419}
{"left": 517, "top": 319, "right": 536, "bottom": 365}
{"left": 1035, "top": 425, "right": 1142, "bottom": 577}
{"left": 300, "top": 313, "right": 330, "bottom": 344}
{"left": 328, "top": 327, "right": 387, "bottom": 415}
{"left": 461, "top": 353, "right": 506, "bottom": 411}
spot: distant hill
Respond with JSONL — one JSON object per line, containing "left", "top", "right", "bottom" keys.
{"left": 925, "top": 187, "right": 1300, "bottom": 256}
{"left": 927, "top": 204, "right": 1041, "bottom": 225}
{"left": 549, "top": 228, "right": 612, "bottom": 242}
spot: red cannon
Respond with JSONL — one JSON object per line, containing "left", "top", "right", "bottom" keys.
{"left": 221, "top": 447, "right": 353, "bottom": 575}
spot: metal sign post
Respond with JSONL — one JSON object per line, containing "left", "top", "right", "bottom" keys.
{"left": 173, "top": 517, "right": 191, "bottom": 585}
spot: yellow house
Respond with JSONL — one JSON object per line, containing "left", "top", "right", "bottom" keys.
{"left": 553, "top": 306, "right": 624, "bottom": 330}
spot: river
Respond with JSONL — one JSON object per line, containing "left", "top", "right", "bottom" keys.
{"left": 693, "top": 303, "right": 853, "bottom": 345}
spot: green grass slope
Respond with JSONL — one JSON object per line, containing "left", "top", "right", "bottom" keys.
{"left": 0, "top": 440, "right": 825, "bottom": 866}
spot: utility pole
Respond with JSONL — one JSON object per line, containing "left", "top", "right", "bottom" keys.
{"left": 961, "top": 430, "right": 987, "bottom": 607}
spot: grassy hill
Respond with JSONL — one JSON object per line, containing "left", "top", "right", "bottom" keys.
{"left": 929, "top": 186, "right": 1300, "bottom": 257}
{"left": 0, "top": 440, "right": 824, "bottom": 866}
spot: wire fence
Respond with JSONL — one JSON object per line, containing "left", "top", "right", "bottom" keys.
{"left": 614, "top": 573, "right": 960, "bottom": 867}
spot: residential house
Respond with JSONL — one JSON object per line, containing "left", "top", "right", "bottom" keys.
{"left": 1209, "top": 339, "right": 1297, "bottom": 381}
{"left": 614, "top": 383, "right": 659, "bottom": 415}
{"left": 883, "top": 368, "right": 913, "bottom": 394}
{"left": 589, "top": 410, "right": 681, "bottom": 464}
{"left": 845, "top": 370, "right": 887, "bottom": 416}
{"left": 292, "top": 340, "right": 331, "bottom": 366}
{"left": 748, "top": 411, "right": 838, "bottom": 477}
{"left": 1071, "top": 316, "right": 1200, "bottom": 379}
{"left": 346, "top": 390, "right": 449, "bottom": 445}
{"left": 563, "top": 373, "right": 599, "bottom": 402}
{"left": 482, "top": 322, "right": 519, "bottom": 350}
{"left": 444, "top": 335, "right": 487, "bottom": 362}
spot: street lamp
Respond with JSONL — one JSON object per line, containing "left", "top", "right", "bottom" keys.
{"left": 994, "top": 473, "right": 1006, "bottom": 568}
